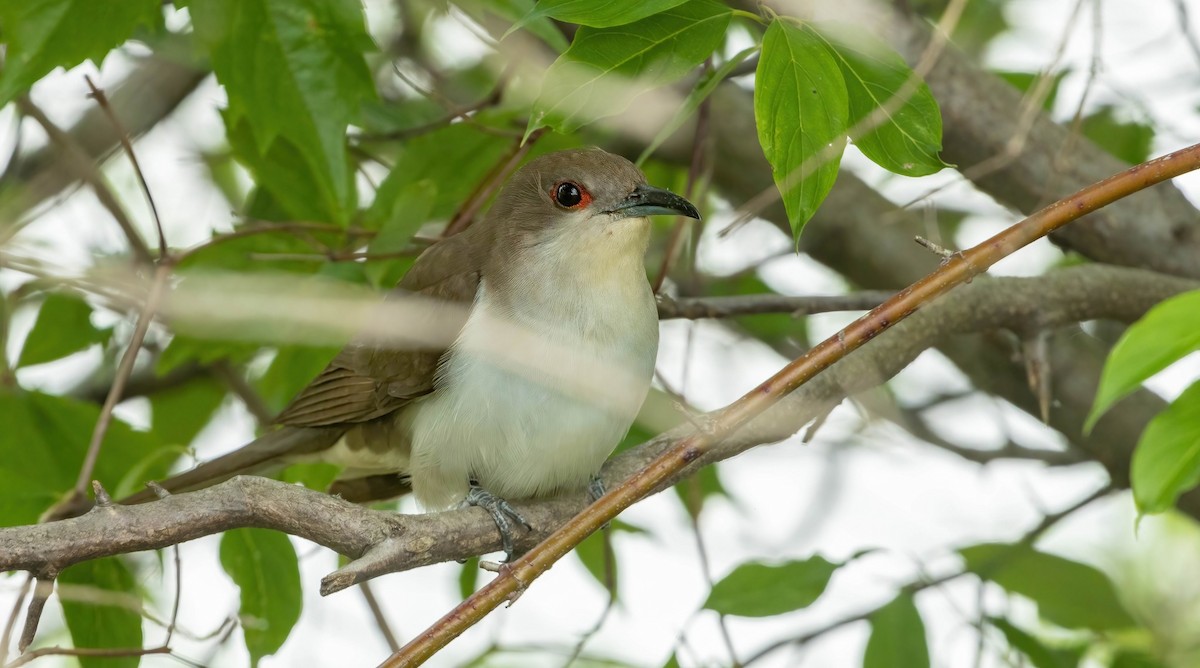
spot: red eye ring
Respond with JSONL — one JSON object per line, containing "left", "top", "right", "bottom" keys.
{"left": 551, "top": 181, "right": 592, "bottom": 209}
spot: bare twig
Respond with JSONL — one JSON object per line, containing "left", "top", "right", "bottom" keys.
{"left": 359, "top": 582, "right": 400, "bottom": 653}
{"left": 61, "top": 263, "right": 171, "bottom": 516}
{"left": 14, "top": 97, "right": 153, "bottom": 264}
{"left": 441, "top": 129, "right": 547, "bottom": 237}
{"left": 84, "top": 75, "right": 167, "bottom": 257}
{"left": 0, "top": 576, "right": 31, "bottom": 661}
{"left": 657, "top": 292, "right": 893, "bottom": 320}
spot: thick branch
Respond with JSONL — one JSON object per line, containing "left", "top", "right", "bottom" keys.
{"left": 1, "top": 265, "right": 1190, "bottom": 587}
{"left": 883, "top": 8, "right": 1200, "bottom": 279}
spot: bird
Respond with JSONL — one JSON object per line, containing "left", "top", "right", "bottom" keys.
{"left": 123, "top": 147, "right": 700, "bottom": 558}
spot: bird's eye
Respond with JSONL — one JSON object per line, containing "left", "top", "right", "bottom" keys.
{"left": 551, "top": 181, "right": 591, "bottom": 209}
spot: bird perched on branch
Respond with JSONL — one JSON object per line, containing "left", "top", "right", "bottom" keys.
{"left": 123, "top": 148, "right": 700, "bottom": 559}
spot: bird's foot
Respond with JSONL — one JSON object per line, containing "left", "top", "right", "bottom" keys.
{"left": 587, "top": 474, "right": 610, "bottom": 531}
{"left": 466, "top": 484, "right": 532, "bottom": 562}
{"left": 587, "top": 474, "right": 606, "bottom": 503}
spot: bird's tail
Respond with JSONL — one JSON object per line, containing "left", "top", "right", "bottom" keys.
{"left": 121, "top": 426, "right": 346, "bottom": 505}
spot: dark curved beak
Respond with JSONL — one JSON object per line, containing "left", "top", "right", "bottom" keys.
{"left": 610, "top": 184, "right": 701, "bottom": 220}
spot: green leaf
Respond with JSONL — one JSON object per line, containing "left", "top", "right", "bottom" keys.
{"left": 59, "top": 558, "right": 143, "bottom": 668}
{"left": 754, "top": 20, "right": 849, "bottom": 237}
{"left": 989, "top": 617, "right": 1084, "bottom": 668}
{"left": 704, "top": 556, "right": 838, "bottom": 617}
{"left": 279, "top": 461, "right": 340, "bottom": 491}
{"left": 0, "top": 0, "right": 161, "bottom": 105}
{"left": 673, "top": 465, "right": 728, "bottom": 517}
{"left": 149, "top": 377, "right": 226, "bottom": 448}
{"left": 184, "top": 0, "right": 376, "bottom": 223}
{"left": 256, "top": 344, "right": 341, "bottom": 415}
{"left": 960, "top": 543, "right": 1136, "bottom": 631}
{"left": 17, "top": 293, "right": 109, "bottom": 367}
{"left": 517, "top": 0, "right": 690, "bottom": 29}
{"left": 364, "top": 179, "right": 436, "bottom": 287}
{"left": 375, "top": 123, "right": 513, "bottom": 221}
{"left": 1111, "top": 649, "right": 1167, "bottom": 668}
{"left": 0, "top": 390, "right": 165, "bottom": 526}
{"left": 1131, "top": 380, "right": 1200, "bottom": 514}
{"left": 459, "top": 557, "right": 481, "bottom": 599}
{"left": 637, "top": 46, "right": 759, "bottom": 165}
{"left": 1081, "top": 105, "right": 1155, "bottom": 165}
{"left": 225, "top": 114, "right": 354, "bottom": 224}
{"left": 527, "top": 0, "right": 731, "bottom": 137}
{"left": 817, "top": 23, "right": 948, "bottom": 176}
{"left": 575, "top": 520, "right": 645, "bottom": 595}
{"left": 220, "top": 529, "right": 302, "bottom": 667}
{"left": 1086, "top": 290, "right": 1200, "bottom": 431}
{"left": 157, "top": 334, "right": 260, "bottom": 376}
{"left": 456, "top": 0, "right": 568, "bottom": 52}
{"left": 864, "top": 592, "right": 929, "bottom": 668}
{"left": 995, "top": 70, "right": 1067, "bottom": 111}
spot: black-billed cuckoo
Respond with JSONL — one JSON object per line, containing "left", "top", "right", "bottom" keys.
{"left": 125, "top": 148, "right": 700, "bottom": 558}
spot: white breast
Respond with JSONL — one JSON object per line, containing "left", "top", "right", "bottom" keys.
{"left": 408, "top": 240, "right": 658, "bottom": 510}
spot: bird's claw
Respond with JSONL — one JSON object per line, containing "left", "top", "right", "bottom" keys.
{"left": 466, "top": 485, "right": 531, "bottom": 562}
{"left": 587, "top": 474, "right": 610, "bottom": 531}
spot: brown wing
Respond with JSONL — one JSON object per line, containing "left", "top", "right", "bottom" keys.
{"left": 274, "top": 230, "right": 483, "bottom": 427}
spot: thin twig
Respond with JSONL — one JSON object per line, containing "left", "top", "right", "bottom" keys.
{"left": 84, "top": 75, "right": 167, "bottom": 258}
{"left": 359, "top": 582, "right": 401, "bottom": 652}
{"left": 14, "top": 97, "right": 153, "bottom": 264}
{"left": 441, "top": 128, "right": 547, "bottom": 237}
{"left": 0, "top": 576, "right": 31, "bottom": 661}
{"left": 67, "top": 264, "right": 171, "bottom": 509}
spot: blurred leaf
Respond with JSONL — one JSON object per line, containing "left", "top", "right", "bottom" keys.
{"left": 1131, "top": 380, "right": 1200, "bottom": 514}
{"left": 364, "top": 179, "right": 436, "bottom": 287}
{"left": 279, "top": 461, "right": 340, "bottom": 491}
{"left": 1111, "top": 649, "right": 1167, "bottom": 668}
{"left": 1081, "top": 106, "right": 1154, "bottom": 165}
{"left": 149, "top": 377, "right": 226, "bottom": 448}
{"left": 864, "top": 592, "right": 929, "bottom": 668}
{"left": 257, "top": 344, "right": 341, "bottom": 414}
{"left": 376, "top": 123, "right": 512, "bottom": 220}
{"left": 818, "top": 23, "right": 948, "bottom": 176}
{"left": 705, "top": 556, "right": 838, "bottom": 617}
{"left": 60, "top": 557, "right": 143, "bottom": 668}
{"left": 638, "top": 46, "right": 759, "bottom": 165}
{"left": 0, "top": 0, "right": 161, "bottom": 105}
{"left": 17, "top": 293, "right": 110, "bottom": 367}
{"left": 961, "top": 543, "right": 1135, "bottom": 631}
{"left": 673, "top": 465, "right": 727, "bottom": 517}
{"left": 184, "top": 0, "right": 376, "bottom": 223}
{"left": 516, "top": 0, "right": 690, "bottom": 29}
{"left": 527, "top": 0, "right": 730, "bottom": 137}
{"left": 909, "top": 0, "right": 1009, "bottom": 55}
{"left": 995, "top": 70, "right": 1067, "bottom": 111}
{"left": 220, "top": 529, "right": 302, "bottom": 667}
{"left": 755, "top": 20, "right": 848, "bottom": 237}
{"left": 708, "top": 273, "right": 805, "bottom": 344}
{"left": 989, "top": 617, "right": 1084, "bottom": 668}
{"left": 0, "top": 389, "right": 165, "bottom": 526}
{"left": 456, "top": 0, "right": 568, "bottom": 51}
{"left": 157, "top": 334, "right": 260, "bottom": 376}
{"left": 1086, "top": 290, "right": 1200, "bottom": 431}
{"left": 226, "top": 114, "right": 354, "bottom": 223}
{"left": 575, "top": 520, "right": 646, "bottom": 595}
{"left": 459, "top": 557, "right": 481, "bottom": 599}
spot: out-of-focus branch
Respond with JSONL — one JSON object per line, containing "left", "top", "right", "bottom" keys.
{"left": 1, "top": 265, "right": 1190, "bottom": 594}
{"left": 0, "top": 52, "right": 208, "bottom": 219}
{"left": 657, "top": 292, "right": 894, "bottom": 319}
{"left": 883, "top": 6, "right": 1200, "bottom": 279}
